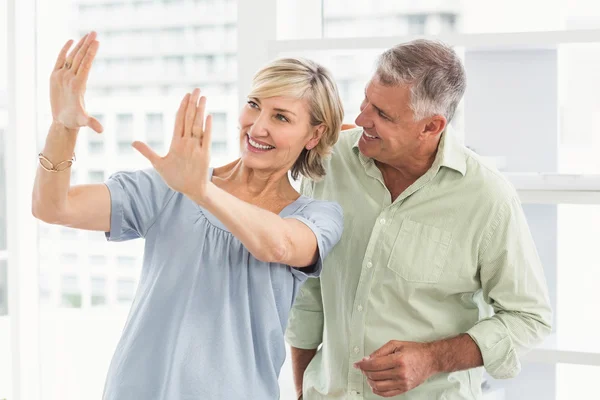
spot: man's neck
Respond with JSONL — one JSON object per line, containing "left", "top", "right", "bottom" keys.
{"left": 375, "top": 142, "right": 440, "bottom": 202}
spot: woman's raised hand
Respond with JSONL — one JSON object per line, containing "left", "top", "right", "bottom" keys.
{"left": 133, "top": 88, "right": 213, "bottom": 199}
{"left": 50, "top": 31, "right": 103, "bottom": 133}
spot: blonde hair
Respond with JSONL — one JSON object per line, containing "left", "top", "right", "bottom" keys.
{"left": 248, "top": 58, "right": 344, "bottom": 180}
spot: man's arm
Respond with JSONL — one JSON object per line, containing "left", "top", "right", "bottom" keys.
{"left": 291, "top": 347, "right": 317, "bottom": 399}
{"left": 465, "top": 195, "right": 552, "bottom": 378}
{"left": 355, "top": 195, "right": 552, "bottom": 397}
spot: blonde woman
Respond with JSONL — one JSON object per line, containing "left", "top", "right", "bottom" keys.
{"left": 32, "top": 31, "right": 344, "bottom": 399}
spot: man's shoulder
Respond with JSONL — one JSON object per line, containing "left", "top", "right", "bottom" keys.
{"left": 324, "top": 127, "right": 362, "bottom": 169}
{"left": 463, "top": 149, "right": 519, "bottom": 204}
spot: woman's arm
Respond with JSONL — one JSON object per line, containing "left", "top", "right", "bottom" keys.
{"left": 32, "top": 32, "right": 111, "bottom": 231}
{"left": 195, "top": 183, "right": 319, "bottom": 267}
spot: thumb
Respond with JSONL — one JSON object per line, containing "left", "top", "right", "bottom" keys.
{"left": 87, "top": 115, "right": 104, "bottom": 133}
{"left": 132, "top": 141, "right": 161, "bottom": 166}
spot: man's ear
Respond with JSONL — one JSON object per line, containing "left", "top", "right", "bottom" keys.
{"left": 421, "top": 115, "right": 447, "bottom": 138}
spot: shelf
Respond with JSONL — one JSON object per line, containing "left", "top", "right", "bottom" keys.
{"left": 502, "top": 173, "right": 600, "bottom": 205}
{"left": 524, "top": 333, "right": 600, "bottom": 367}
{"left": 268, "top": 29, "right": 600, "bottom": 57}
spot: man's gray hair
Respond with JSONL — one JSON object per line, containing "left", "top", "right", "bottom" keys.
{"left": 375, "top": 39, "right": 466, "bottom": 123}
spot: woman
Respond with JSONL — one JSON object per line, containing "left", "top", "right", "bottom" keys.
{"left": 32, "top": 31, "right": 344, "bottom": 399}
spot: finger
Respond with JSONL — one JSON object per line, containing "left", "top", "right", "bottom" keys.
{"left": 370, "top": 342, "right": 401, "bottom": 358}
{"left": 173, "top": 93, "right": 190, "bottom": 141}
{"left": 72, "top": 31, "right": 97, "bottom": 74}
{"left": 368, "top": 378, "right": 405, "bottom": 392}
{"left": 65, "top": 33, "right": 89, "bottom": 69}
{"left": 364, "top": 368, "right": 400, "bottom": 381}
{"left": 201, "top": 114, "right": 212, "bottom": 150}
{"left": 355, "top": 354, "right": 398, "bottom": 372}
{"left": 87, "top": 115, "right": 104, "bottom": 134}
{"left": 192, "top": 95, "right": 206, "bottom": 136}
{"left": 53, "top": 40, "right": 74, "bottom": 71}
{"left": 132, "top": 141, "right": 161, "bottom": 166}
{"left": 184, "top": 88, "right": 201, "bottom": 137}
{"left": 77, "top": 40, "right": 100, "bottom": 82}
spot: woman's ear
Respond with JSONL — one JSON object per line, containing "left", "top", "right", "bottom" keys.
{"left": 306, "top": 124, "right": 326, "bottom": 150}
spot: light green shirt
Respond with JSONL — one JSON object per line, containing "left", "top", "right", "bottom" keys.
{"left": 285, "top": 128, "right": 552, "bottom": 400}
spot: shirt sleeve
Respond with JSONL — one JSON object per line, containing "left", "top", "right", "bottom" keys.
{"left": 285, "top": 178, "right": 330, "bottom": 349}
{"left": 286, "top": 276, "right": 324, "bottom": 349}
{"left": 104, "top": 168, "right": 175, "bottom": 242}
{"left": 285, "top": 198, "right": 344, "bottom": 280}
{"left": 466, "top": 195, "right": 553, "bottom": 379}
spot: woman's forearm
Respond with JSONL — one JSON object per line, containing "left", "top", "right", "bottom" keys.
{"left": 193, "top": 182, "right": 308, "bottom": 264}
{"left": 32, "top": 122, "right": 79, "bottom": 222}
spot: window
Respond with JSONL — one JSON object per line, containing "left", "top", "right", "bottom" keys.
{"left": 210, "top": 113, "right": 228, "bottom": 155}
{"left": 89, "top": 255, "right": 106, "bottom": 267}
{"left": 117, "top": 256, "right": 136, "bottom": 268}
{"left": 60, "top": 253, "right": 78, "bottom": 266}
{"left": 116, "top": 113, "right": 134, "bottom": 154}
{"left": 87, "top": 114, "right": 105, "bottom": 154}
{"left": 90, "top": 277, "right": 106, "bottom": 306}
{"left": 0, "top": 260, "right": 6, "bottom": 316}
{"left": 39, "top": 272, "right": 51, "bottom": 302}
{"left": 145, "top": 113, "right": 164, "bottom": 152}
{"left": 60, "top": 227, "right": 78, "bottom": 239}
{"left": 88, "top": 170, "right": 105, "bottom": 183}
{"left": 60, "top": 275, "right": 82, "bottom": 308}
{"left": 117, "top": 279, "right": 136, "bottom": 303}
{"left": 26, "top": 1, "right": 240, "bottom": 397}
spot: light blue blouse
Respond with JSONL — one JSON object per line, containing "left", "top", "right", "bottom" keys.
{"left": 101, "top": 168, "right": 343, "bottom": 400}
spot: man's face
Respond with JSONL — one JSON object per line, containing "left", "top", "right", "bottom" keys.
{"left": 355, "top": 77, "right": 427, "bottom": 166}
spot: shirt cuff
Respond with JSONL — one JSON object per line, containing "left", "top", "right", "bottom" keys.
{"left": 285, "top": 308, "right": 324, "bottom": 349}
{"left": 466, "top": 318, "right": 521, "bottom": 379}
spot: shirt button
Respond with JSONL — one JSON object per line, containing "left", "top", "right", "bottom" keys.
{"left": 357, "top": 305, "right": 363, "bottom": 312}
{"left": 353, "top": 346, "right": 360, "bottom": 354}
{"left": 379, "top": 218, "right": 386, "bottom": 225}
{"left": 366, "top": 261, "right": 373, "bottom": 269}
{"left": 350, "top": 390, "right": 358, "bottom": 396}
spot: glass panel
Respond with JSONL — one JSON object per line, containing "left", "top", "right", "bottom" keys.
{"left": 145, "top": 113, "right": 164, "bottom": 152}
{"left": 116, "top": 279, "right": 135, "bottom": 303}
{"left": 322, "top": 0, "right": 600, "bottom": 37}
{"left": 559, "top": 44, "right": 600, "bottom": 174}
{"left": 116, "top": 113, "right": 134, "bottom": 155}
{"left": 90, "top": 276, "right": 107, "bottom": 307}
{"left": 60, "top": 275, "right": 82, "bottom": 308}
{"left": 1, "top": 1, "right": 11, "bottom": 394}
{"left": 557, "top": 365, "right": 600, "bottom": 399}
{"left": 117, "top": 256, "right": 136, "bottom": 268}
{"left": 36, "top": 0, "right": 239, "bottom": 399}
{"left": 557, "top": 205, "right": 600, "bottom": 343}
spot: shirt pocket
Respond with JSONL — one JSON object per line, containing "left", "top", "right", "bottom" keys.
{"left": 386, "top": 219, "right": 452, "bottom": 284}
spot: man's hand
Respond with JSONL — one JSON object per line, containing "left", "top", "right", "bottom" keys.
{"left": 353, "top": 340, "right": 438, "bottom": 398}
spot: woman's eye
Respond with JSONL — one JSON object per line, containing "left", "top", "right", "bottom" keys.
{"left": 247, "top": 100, "right": 259, "bottom": 109}
{"left": 275, "top": 114, "right": 289, "bottom": 123}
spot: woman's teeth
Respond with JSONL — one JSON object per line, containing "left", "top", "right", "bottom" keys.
{"left": 248, "top": 136, "right": 274, "bottom": 150}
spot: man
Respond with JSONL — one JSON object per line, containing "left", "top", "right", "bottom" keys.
{"left": 285, "top": 39, "right": 552, "bottom": 399}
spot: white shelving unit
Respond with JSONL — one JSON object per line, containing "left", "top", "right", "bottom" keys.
{"left": 507, "top": 173, "right": 600, "bottom": 204}
{"left": 526, "top": 332, "right": 600, "bottom": 367}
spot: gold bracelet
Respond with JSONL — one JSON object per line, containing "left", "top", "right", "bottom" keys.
{"left": 38, "top": 152, "right": 76, "bottom": 172}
